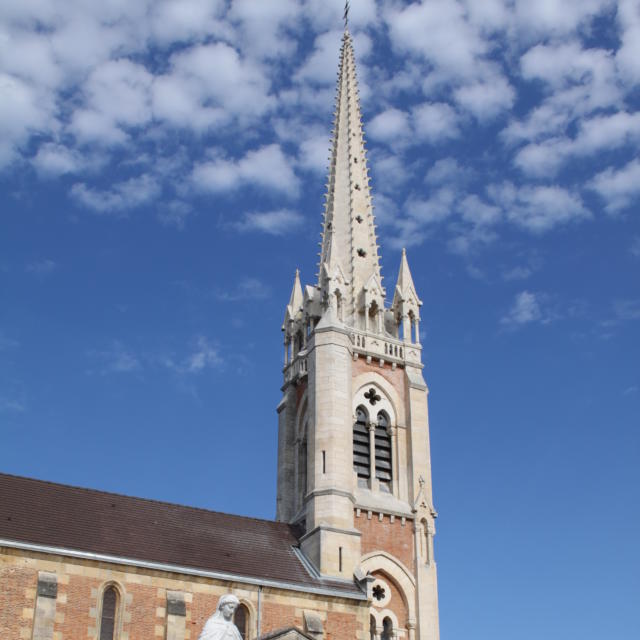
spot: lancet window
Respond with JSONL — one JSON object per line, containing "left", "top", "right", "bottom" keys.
{"left": 353, "top": 406, "right": 371, "bottom": 485}
{"left": 374, "top": 412, "right": 392, "bottom": 492}
{"left": 99, "top": 585, "right": 119, "bottom": 640}
{"left": 235, "top": 604, "right": 249, "bottom": 640}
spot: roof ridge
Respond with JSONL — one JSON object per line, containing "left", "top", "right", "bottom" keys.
{"left": 0, "top": 472, "right": 288, "bottom": 529}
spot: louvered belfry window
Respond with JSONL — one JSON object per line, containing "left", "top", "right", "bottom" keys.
{"left": 375, "top": 412, "right": 392, "bottom": 491}
{"left": 99, "top": 586, "right": 117, "bottom": 640}
{"left": 353, "top": 406, "right": 371, "bottom": 483}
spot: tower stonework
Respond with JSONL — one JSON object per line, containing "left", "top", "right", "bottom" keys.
{"left": 277, "top": 29, "right": 440, "bottom": 640}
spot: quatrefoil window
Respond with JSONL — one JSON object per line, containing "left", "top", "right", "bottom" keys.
{"left": 364, "top": 387, "right": 381, "bottom": 405}
{"left": 372, "top": 585, "right": 386, "bottom": 601}
{"left": 357, "top": 248, "right": 367, "bottom": 257}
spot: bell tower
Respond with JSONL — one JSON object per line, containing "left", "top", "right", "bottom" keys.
{"left": 276, "top": 24, "right": 440, "bottom": 640}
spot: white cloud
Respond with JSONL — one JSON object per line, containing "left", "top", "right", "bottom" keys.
{"left": 513, "top": 0, "right": 614, "bottom": 37}
{"left": 229, "top": 0, "right": 299, "bottom": 60}
{"left": 0, "top": 72, "right": 55, "bottom": 168}
{"left": 150, "top": 0, "right": 228, "bottom": 45}
{"left": 214, "top": 278, "right": 271, "bottom": 301}
{"left": 616, "top": 0, "right": 640, "bottom": 82}
{"left": 295, "top": 30, "right": 344, "bottom": 86}
{"left": 630, "top": 236, "right": 640, "bottom": 258}
{"left": 589, "top": 159, "right": 640, "bottom": 213}
{"left": 453, "top": 74, "right": 515, "bottom": 121}
{"left": 425, "top": 158, "right": 469, "bottom": 185}
{"left": 406, "top": 188, "right": 456, "bottom": 224}
{"left": 368, "top": 108, "right": 411, "bottom": 143}
{"left": 502, "top": 266, "right": 534, "bottom": 281}
{"left": 297, "top": 133, "right": 330, "bottom": 174}
{"left": 71, "top": 174, "right": 161, "bottom": 213}
{"left": 412, "top": 102, "right": 461, "bottom": 143}
{"left": 154, "top": 42, "right": 274, "bottom": 129}
{"left": 387, "top": 0, "right": 489, "bottom": 81}
{"left": 181, "top": 336, "right": 223, "bottom": 374}
{"left": 192, "top": 144, "right": 299, "bottom": 196}
{"left": 489, "top": 182, "right": 590, "bottom": 232}
{"left": 459, "top": 195, "right": 501, "bottom": 226}
{"left": 232, "top": 209, "right": 304, "bottom": 235}
{"left": 501, "top": 290, "right": 542, "bottom": 326}
{"left": 32, "top": 143, "right": 81, "bottom": 176}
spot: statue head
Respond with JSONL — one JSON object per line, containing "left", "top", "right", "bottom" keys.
{"left": 215, "top": 594, "right": 240, "bottom": 622}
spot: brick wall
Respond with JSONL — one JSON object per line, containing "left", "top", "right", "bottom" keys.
{"left": 354, "top": 510, "right": 415, "bottom": 571}
{"left": 0, "top": 549, "right": 366, "bottom": 640}
{"left": 0, "top": 555, "right": 35, "bottom": 639}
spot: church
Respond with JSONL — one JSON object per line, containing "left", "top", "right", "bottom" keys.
{"left": 0, "top": 25, "right": 440, "bottom": 640}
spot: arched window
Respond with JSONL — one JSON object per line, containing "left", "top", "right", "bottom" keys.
{"left": 381, "top": 617, "right": 393, "bottom": 640}
{"left": 235, "top": 603, "right": 250, "bottom": 640}
{"left": 353, "top": 406, "right": 370, "bottom": 486}
{"left": 99, "top": 585, "right": 118, "bottom": 640}
{"left": 370, "top": 615, "right": 377, "bottom": 640}
{"left": 375, "top": 412, "right": 392, "bottom": 492}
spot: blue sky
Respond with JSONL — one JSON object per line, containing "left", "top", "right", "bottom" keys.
{"left": 1, "top": 1, "right": 639, "bottom": 638}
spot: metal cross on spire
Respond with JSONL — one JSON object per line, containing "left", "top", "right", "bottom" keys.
{"left": 343, "top": 0, "right": 350, "bottom": 29}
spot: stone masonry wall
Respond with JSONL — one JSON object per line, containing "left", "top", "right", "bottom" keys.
{"left": 0, "top": 547, "right": 368, "bottom": 640}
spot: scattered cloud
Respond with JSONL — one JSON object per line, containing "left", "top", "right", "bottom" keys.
{"left": 502, "top": 265, "right": 534, "bottom": 281}
{"left": 25, "top": 259, "right": 57, "bottom": 276}
{"left": 87, "top": 341, "right": 141, "bottom": 375}
{"left": 192, "top": 145, "right": 299, "bottom": 196}
{"left": 214, "top": 278, "right": 271, "bottom": 302}
{"left": 501, "top": 290, "right": 544, "bottom": 326}
{"left": 232, "top": 209, "right": 304, "bottom": 235}
{"left": 589, "top": 159, "right": 640, "bottom": 213}
{"left": 630, "top": 237, "right": 640, "bottom": 258}
{"left": 488, "top": 183, "right": 590, "bottom": 233}
{"left": 71, "top": 175, "right": 161, "bottom": 214}
{"left": 0, "top": 393, "right": 26, "bottom": 413}
{"left": 175, "top": 336, "right": 223, "bottom": 374}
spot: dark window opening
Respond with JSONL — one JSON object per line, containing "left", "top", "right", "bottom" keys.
{"left": 375, "top": 412, "right": 392, "bottom": 492}
{"left": 353, "top": 406, "right": 370, "bottom": 482}
{"left": 235, "top": 604, "right": 249, "bottom": 640}
{"left": 99, "top": 586, "right": 117, "bottom": 640}
{"left": 372, "top": 585, "right": 386, "bottom": 601}
{"left": 381, "top": 617, "right": 393, "bottom": 640}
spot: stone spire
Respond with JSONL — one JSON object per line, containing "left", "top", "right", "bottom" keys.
{"left": 394, "top": 249, "right": 419, "bottom": 303}
{"left": 392, "top": 248, "right": 422, "bottom": 342}
{"left": 318, "top": 28, "right": 383, "bottom": 323}
{"left": 283, "top": 268, "right": 303, "bottom": 326}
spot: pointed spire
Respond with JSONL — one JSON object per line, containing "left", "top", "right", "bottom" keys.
{"left": 392, "top": 248, "right": 422, "bottom": 311}
{"left": 288, "top": 268, "right": 303, "bottom": 311}
{"left": 396, "top": 248, "right": 417, "bottom": 294}
{"left": 318, "top": 26, "right": 383, "bottom": 322}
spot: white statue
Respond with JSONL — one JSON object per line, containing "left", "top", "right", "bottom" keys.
{"left": 198, "top": 594, "right": 243, "bottom": 640}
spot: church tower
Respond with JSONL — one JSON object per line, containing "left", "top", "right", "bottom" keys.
{"left": 277, "top": 26, "right": 440, "bottom": 640}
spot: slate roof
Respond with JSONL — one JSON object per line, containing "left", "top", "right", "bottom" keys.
{"left": 0, "top": 473, "right": 362, "bottom": 598}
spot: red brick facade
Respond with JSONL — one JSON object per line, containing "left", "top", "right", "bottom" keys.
{"left": 354, "top": 511, "right": 415, "bottom": 572}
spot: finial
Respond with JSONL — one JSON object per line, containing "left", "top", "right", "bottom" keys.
{"left": 343, "top": 0, "right": 350, "bottom": 29}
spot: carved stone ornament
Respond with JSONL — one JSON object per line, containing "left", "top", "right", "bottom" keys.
{"left": 198, "top": 594, "right": 243, "bottom": 640}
